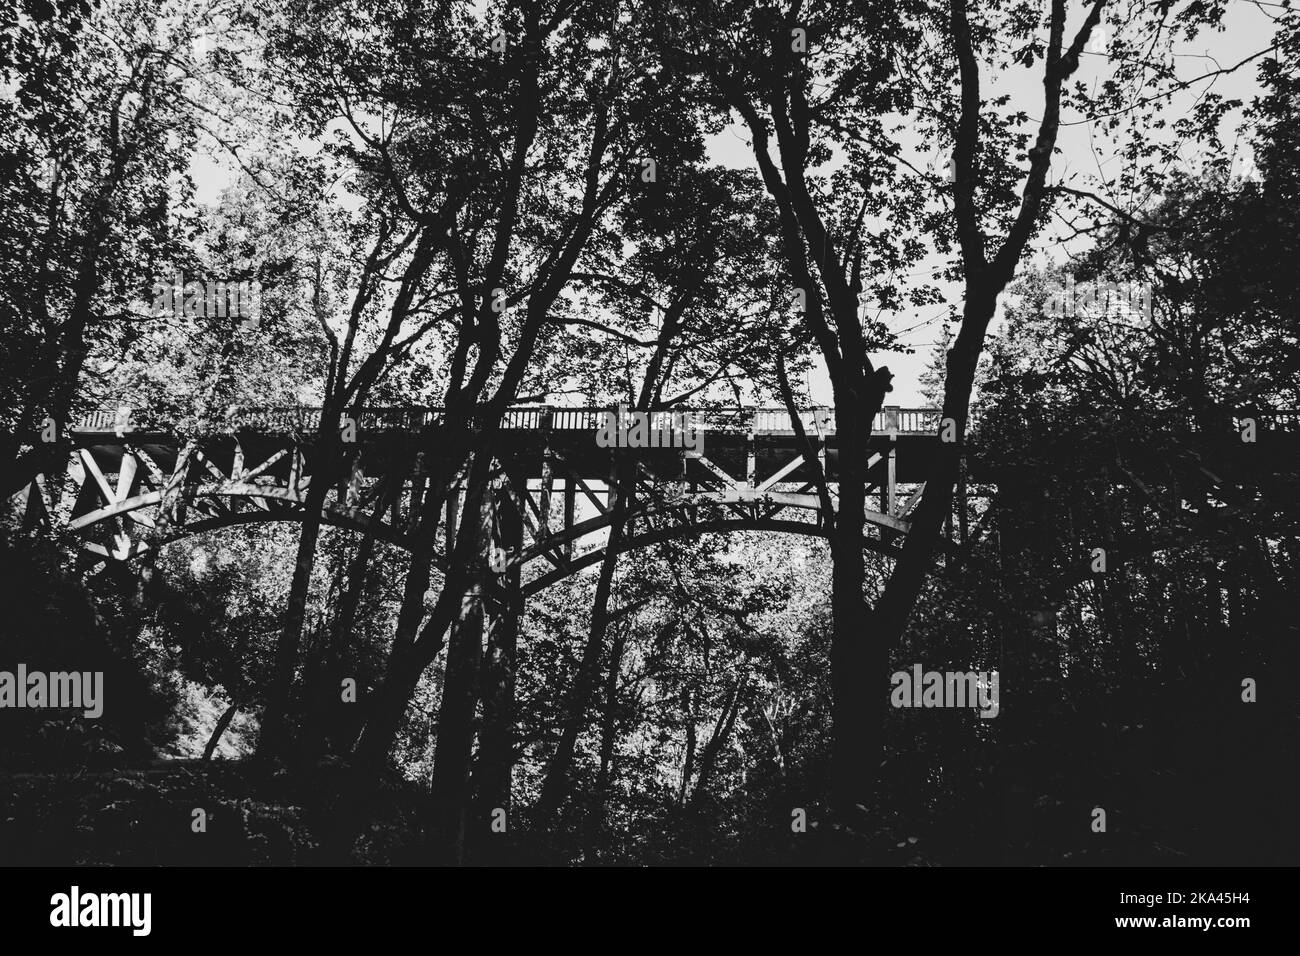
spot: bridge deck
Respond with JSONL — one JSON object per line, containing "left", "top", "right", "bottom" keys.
{"left": 66, "top": 404, "right": 1300, "bottom": 488}
{"left": 72, "top": 405, "right": 942, "bottom": 437}
{"left": 23, "top": 404, "right": 1297, "bottom": 568}
{"left": 69, "top": 406, "right": 945, "bottom": 485}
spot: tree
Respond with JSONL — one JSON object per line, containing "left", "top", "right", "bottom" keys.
{"left": 0, "top": 0, "right": 209, "bottom": 498}
{"left": 266, "top": 0, "right": 706, "bottom": 860}
{"left": 536, "top": 162, "right": 782, "bottom": 812}
{"left": 667, "top": 0, "right": 1241, "bottom": 817}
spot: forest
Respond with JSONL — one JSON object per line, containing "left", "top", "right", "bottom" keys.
{"left": 0, "top": 0, "right": 1296, "bottom": 868}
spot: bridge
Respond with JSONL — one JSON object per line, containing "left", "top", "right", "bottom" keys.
{"left": 11, "top": 405, "right": 946, "bottom": 591}
{"left": 10, "top": 404, "right": 1296, "bottom": 596}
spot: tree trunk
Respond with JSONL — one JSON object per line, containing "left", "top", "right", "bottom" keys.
{"left": 339, "top": 443, "right": 486, "bottom": 854}
{"left": 259, "top": 458, "right": 333, "bottom": 763}
{"left": 593, "top": 622, "right": 630, "bottom": 810}
{"left": 469, "top": 483, "right": 522, "bottom": 864}
{"left": 688, "top": 669, "right": 749, "bottom": 808}
{"left": 536, "top": 459, "right": 633, "bottom": 813}
{"left": 827, "top": 392, "right": 888, "bottom": 815}
{"left": 425, "top": 474, "right": 495, "bottom": 865}
{"left": 203, "top": 702, "right": 239, "bottom": 761}
{"left": 302, "top": 539, "right": 369, "bottom": 762}
{"left": 424, "top": 581, "right": 483, "bottom": 864}
{"left": 324, "top": 634, "right": 443, "bottom": 863}
{"left": 303, "top": 478, "right": 395, "bottom": 762}
{"left": 677, "top": 687, "right": 697, "bottom": 807}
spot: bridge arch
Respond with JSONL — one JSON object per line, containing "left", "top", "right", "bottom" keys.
{"left": 56, "top": 477, "right": 905, "bottom": 595}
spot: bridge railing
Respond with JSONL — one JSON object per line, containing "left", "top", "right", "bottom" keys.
{"left": 70, "top": 405, "right": 1300, "bottom": 437}
{"left": 76, "top": 410, "right": 121, "bottom": 432}
{"left": 71, "top": 405, "right": 943, "bottom": 436}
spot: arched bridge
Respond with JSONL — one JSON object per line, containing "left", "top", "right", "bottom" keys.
{"left": 12, "top": 405, "right": 1297, "bottom": 595}
{"left": 11, "top": 405, "right": 945, "bottom": 591}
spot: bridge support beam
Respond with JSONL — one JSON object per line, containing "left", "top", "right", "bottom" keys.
{"left": 886, "top": 434, "right": 897, "bottom": 513}
{"left": 746, "top": 412, "right": 757, "bottom": 517}
{"left": 563, "top": 477, "right": 576, "bottom": 562}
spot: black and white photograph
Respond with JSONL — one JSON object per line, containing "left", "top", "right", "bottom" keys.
{"left": 0, "top": 0, "right": 1295, "bottom": 932}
